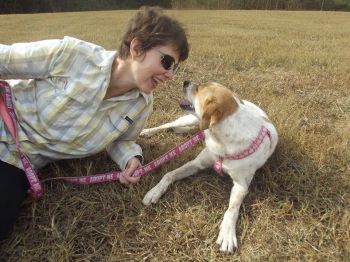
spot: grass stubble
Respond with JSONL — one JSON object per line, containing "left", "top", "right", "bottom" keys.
{"left": 0, "top": 10, "right": 349, "bottom": 261}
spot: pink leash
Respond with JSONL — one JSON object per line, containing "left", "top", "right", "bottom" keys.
{"left": 41, "top": 130, "right": 205, "bottom": 184}
{"left": 0, "top": 81, "right": 44, "bottom": 199}
{"left": 0, "top": 80, "right": 205, "bottom": 199}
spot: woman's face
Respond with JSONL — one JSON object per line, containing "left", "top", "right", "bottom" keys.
{"left": 130, "top": 41, "right": 180, "bottom": 94}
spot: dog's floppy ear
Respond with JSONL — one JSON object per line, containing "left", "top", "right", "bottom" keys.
{"left": 200, "top": 97, "right": 222, "bottom": 130}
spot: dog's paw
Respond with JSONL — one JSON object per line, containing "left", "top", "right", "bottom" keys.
{"left": 216, "top": 212, "right": 238, "bottom": 253}
{"left": 140, "top": 128, "right": 158, "bottom": 138}
{"left": 142, "top": 185, "right": 164, "bottom": 205}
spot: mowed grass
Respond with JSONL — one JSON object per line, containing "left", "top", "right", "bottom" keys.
{"left": 0, "top": 10, "right": 349, "bottom": 261}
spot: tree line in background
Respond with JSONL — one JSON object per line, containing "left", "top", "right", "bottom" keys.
{"left": 1, "top": 0, "right": 349, "bottom": 14}
{"left": 172, "top": 0, "right": 349, "bottom": 10}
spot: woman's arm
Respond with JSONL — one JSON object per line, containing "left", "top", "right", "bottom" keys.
{"left": 0, "top": 38, "right": 63, "bottom": 79}
{"left": 106, "top": 98, "right": 153, "bottom": 172}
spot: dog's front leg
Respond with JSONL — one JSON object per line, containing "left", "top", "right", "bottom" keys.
{"left": 140, "top": 114, "right": 199, "bottom": 137}
{"left": 142, "top": 148, "right": 212, "bottom": 205}
{"left": 216, "top": 178, "right": 250, "bottom": 253}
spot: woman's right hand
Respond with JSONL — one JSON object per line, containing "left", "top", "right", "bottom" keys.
{"left": 119, "top": 156, "right": 142, "bottom": 184}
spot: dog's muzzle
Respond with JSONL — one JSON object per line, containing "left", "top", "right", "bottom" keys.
{"left": 180, "top": 80, "right": 195, "bottom": 111}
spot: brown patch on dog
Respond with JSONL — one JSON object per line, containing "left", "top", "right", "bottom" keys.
{"left": 197, "top": 82, "right": 238, "bottom": 130}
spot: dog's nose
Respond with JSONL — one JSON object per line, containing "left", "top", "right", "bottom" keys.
{"left": 183, "top": 80, "right": 191, "bottom": 88}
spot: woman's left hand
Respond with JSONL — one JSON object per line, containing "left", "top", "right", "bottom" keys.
{"left": 119, "top": 156, "right": 142, "bottom": 184}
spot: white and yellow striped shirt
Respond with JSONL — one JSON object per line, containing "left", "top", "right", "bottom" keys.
{"left": 0, "top": 36, "right": 153, "bottom": 171}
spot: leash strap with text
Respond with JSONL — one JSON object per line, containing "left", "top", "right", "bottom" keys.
{"left": 43, "top": 130, "right": 205, "bottom": 185}
{"left": 0, "top": 80, "right": 44, "bottom": 199}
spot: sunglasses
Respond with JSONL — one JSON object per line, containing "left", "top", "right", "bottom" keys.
{"left": 155, "top": 49, "right": 179, "bottom": 73}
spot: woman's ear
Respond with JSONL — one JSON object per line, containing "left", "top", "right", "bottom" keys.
{"left": 130, "top": 38, "right": 142, "bottom": 58}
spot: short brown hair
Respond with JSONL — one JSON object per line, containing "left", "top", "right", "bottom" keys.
{"left": 118, "top": 6, "right": 189, "bottom": 62}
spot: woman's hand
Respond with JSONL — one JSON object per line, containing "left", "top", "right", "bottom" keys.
{"left": 119, "top": 156, "right": 142, "bottom": 184}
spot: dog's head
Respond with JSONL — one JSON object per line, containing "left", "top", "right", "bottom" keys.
{"left": 180, "top": 81, "right": 238, "bottom": 130}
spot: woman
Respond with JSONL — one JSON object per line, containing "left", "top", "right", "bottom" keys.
{"left": 0, "top": 6, "right": 189, "bottom": 239}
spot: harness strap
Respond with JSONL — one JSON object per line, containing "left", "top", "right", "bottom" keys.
{"left": 213, "top": 126, "right": 272, "bottom": 176}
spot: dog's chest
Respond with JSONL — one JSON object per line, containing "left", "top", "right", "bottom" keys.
{"left": 204, "top": 114, "right": 264, "bottom": 158}
{"left": 204, "top": 127, "right": 237, "bottom": 157}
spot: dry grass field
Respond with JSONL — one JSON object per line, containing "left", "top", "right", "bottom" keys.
{"left": 0, "top": 10, "right": 349, "bottom": 261}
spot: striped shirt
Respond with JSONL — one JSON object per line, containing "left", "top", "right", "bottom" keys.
{"left": 0, "top": 36, "right": 153, "bottom": 171}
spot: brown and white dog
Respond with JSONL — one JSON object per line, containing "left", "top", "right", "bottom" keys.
{"left": 141, "top": 81, "right": 278, "bottom": 253}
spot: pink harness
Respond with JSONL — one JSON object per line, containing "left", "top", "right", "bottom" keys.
{"left": 213, "top": 126, "right": 272, "bottom": 176}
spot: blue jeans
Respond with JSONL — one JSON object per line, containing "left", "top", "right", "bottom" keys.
{"left": 0, "top": 160, "right": 29, "bottom": 240}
